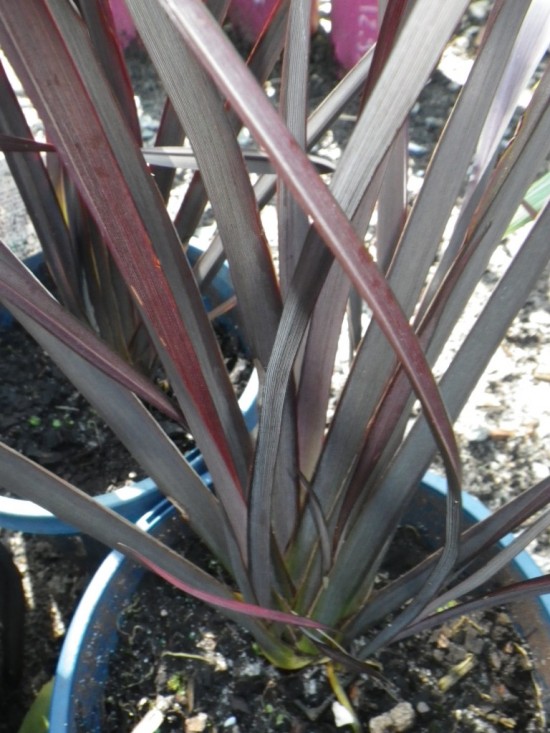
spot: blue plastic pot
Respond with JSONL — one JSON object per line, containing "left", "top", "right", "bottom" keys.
{"left": 0, "top": 253, "right": 45, "bottom": 330}
{"left": 0, "top": 246, "right": 258, "bottom": 534}
{"left": 49, "top": 473, "right": 550, "bottom": 731}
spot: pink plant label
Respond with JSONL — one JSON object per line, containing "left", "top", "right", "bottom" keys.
{"left": 109, "top": 0, "right": 137, "bottom": 48}
{"left": 331, "top": 0, "right": 379, "bottom": 70}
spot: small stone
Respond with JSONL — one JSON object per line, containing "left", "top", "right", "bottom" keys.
{"left": 139, "top": 113, "right": 157, "bottom": 131}
{"left": 369, "top": 702, "right": 415, "bottom": 733}
{"left": 464, "top": 629, "right": 485, "bottom": 656}
{"left": 239, "top": 661, "right": 262, "bottom": 677}
{"left": 453, "top": 36, "right": 470, "bottom": 52}
{"left": 185, "top": 712, "right": 208, "bottom": 732}
{"left": 532, "top": 462, "right": 549, "bottom": 481}
{"left": 446, "top": 80, "right": 461, "bottom": 92}
{"left": 408, "top": 141, "right": 428, "bottom": 157}
{"left": 332, "top": 701, "right": 357, "bottom": 728}
{"left": 465, "top": 424, "right": 490, "bottom": 443}
{"left": 469, "top": 0, "right": 491, "bottom": 21}
{"left": 424, "top": 116, "right": 443, "bottom": 130}
{"left": 528, "top": 310, "right": 550, "bottom": 327}
{"left": 390, "top": 702, "right": 415, "bottom": 731}
{"left": 303, "top": 676, "right": 318, "bottom": 696}
{"left": 369, "top": 712, "right": 393, "bottom": 733}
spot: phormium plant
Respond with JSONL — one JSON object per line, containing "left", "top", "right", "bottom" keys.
{"left": 1, "top": 0, "right": 550, "bottom": 692}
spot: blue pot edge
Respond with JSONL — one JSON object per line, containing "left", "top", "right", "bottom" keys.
{"left": 0, "top": 250, "right": 258, "bottom": 534}
{"left": 49, "top": 470, "right": 550, "bottom": 729}
{"left": 49, "top": 498, "right": 175, "bottom": 730}
{"left": 425, "top": 472, "right": 550, "bottom": 608}
{"left": 0, "top": 253, "right": 44, "bottom": 329}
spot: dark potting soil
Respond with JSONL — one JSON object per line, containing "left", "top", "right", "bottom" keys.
{"left": 100, "top": 529, "right": 546, "bottom": 733}
{"left": 0, "top": 324, "right": 145, "bottom": 494}
{"left": 0, "top": 320, "right": 251, "bottom": 496}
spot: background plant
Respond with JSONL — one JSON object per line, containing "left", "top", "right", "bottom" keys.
{"left": 0, "top": 9, "right": 159, "bottom": 374}
{"left": 0, "top": 0, "right": 549, "bottom": 674}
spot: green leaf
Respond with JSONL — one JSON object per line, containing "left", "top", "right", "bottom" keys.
{"left": 17, "top": 678, "right": 53, "bottom": 733}
{"left": 506, "top": 170, "right": 550, "bottom": 234}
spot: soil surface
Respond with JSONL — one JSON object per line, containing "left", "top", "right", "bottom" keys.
{"left": 1, "top": 3, "right": 549, "bottom": 732}
{"left": 0, "top": 319, "right": 249, "bottom": 495}
{"left": 99, "top": 531, "right": 545, "bottom": 733}
{"left": 0, "top": 322, "right": 143, "bottom": 494}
